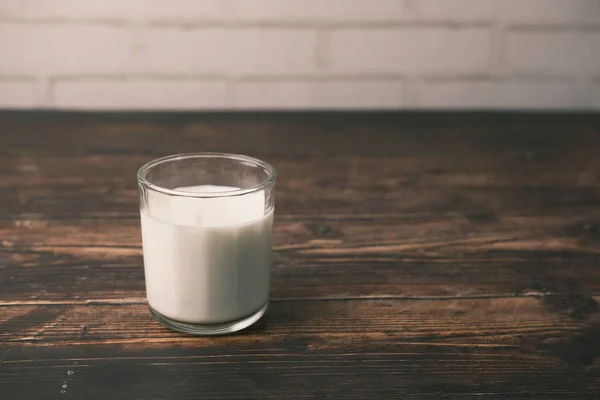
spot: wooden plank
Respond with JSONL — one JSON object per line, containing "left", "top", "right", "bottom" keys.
{"left": 6, "top": 349, "right": 594, "bottom": 400}
{"left": 2, "top": 214, "right": 600, "bottom": 301}
{"left": 2, "top": 296, "right": 599, "bottom": 344}
{"left": 0, "top": 111, "right": 599, "bottom": 158}
{"left": 1, "top": 111, "right": 600, "bottom": 398}
{"left": 1, "top": 297, "right": 599, "bottom": 399}
{"left": 2, "top": 153, "right": 600, "bottom": 217}
{"left": 1, "top": 132, "right": 600, "bottom": 301}
{"left": 3, "top": 154, "right": 600, "bottom": 191}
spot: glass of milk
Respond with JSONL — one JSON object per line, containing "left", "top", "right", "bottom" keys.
{"left": 137, "top": 153, "right": 276, "bottom": 335}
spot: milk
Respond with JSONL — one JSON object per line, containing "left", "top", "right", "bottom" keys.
{"left": 141, "top": 185, "right": 273, "bottom": 324}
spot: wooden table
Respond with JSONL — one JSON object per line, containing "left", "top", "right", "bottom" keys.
{"left": 1, "top": 111, "right": 599, "bottom": 399}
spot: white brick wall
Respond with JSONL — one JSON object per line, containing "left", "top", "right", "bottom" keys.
{"left": 499, "top": 0, "right": 600, "bottom": 24}
{"left": 0, "top": 80, "right": 40, "bottom": 108}
{"left": 417, "top": 79, "right": 572, "bottom": 108}
{"left": 140, "top": 28, "right": 317, "bottom": 75}
{"left": 506, "top": 30, "right": 600, "bottom": 74}
{"left": 233, "top": 0, "right": 409, "bottom": 22}
{"left": 591, "top": 83, "right": 600, "bottom": 107}
{"left": 416, "top": 0, "right": 495, "bottom": 22}
{"left": 53, "top": 79, "right": 229, "bottom": 109}
{"left": 328, "top": 28, "right": 492, "bottom": 74}
{"left": 232, "top": 80, "right": 405, "bottom": 109}
{"left": 0, "top": 0, "right": 599, "bottom": 110}
{"left": 0, "top": 24, "right": 135, "bottom": 75}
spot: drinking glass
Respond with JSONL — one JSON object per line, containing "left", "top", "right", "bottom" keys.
{"left": 137, "top": 153, "right": 276, "bottom": 335}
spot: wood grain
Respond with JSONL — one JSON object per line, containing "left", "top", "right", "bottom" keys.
{"left": 2, "top": 297, "right": 599, "bottom": 345}
{"left": 1, "top": 297, "right": 599, "bottom": 399}
{"left": 1, "top": 111, "right": 600, "bottom": 399}
{"left": 2, "top": 214, "right": 600, "bottom": 301}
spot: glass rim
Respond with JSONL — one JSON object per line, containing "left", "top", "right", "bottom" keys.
{"left": 137, "top": 152, "right": 277, "bottom": 198}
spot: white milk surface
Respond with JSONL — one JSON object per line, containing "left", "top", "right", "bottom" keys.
{"left": 141, "top": 185, "right": 273, "bottom": 324}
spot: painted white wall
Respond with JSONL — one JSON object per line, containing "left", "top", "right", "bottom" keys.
{"left": 1, "top": 0, "right": 599, "bottom": 110}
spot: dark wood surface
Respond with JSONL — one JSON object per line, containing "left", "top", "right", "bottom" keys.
{"left": 1, "top": 111, "right": 600, "bottom": 399}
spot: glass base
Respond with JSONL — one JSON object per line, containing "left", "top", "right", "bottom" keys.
{"left": 149, "top": 302, "right": 268, "bottom": 336}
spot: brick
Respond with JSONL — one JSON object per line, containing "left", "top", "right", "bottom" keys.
{"left": 329, "top": 28, "right": 492, "bottom": 74}
{"left": 140, "top": 28, "right": 317, "bottom": 75}
{"left": 129, "top": 0, "right": 226, "bottom": 22}
{"left": 590, "top": 84, "right": 600, "bottom": 108}
{"left": 0, "top": 23, "right": 135, "bottom": 75}
{"left": 0, "top": 0, "right": 226, "bottom": 21}
{"left": 52, "top": 80, "right": 227, "bottom": 109}
{"left": 417, "top": 80, "right": 572, "bottom": 109}
{"left": 500, "top": 0, "right": 600, "bottom": 24}
{"left": 0, "top": 81, "right": 38, "bottom": 108}
{"left": 232, "top": 80, "right": 404, "bottom": 109}
{"left": 232, "top": 0, "right": 408, "bottom": 22}
{"left": 415, "top": 0, "right": 495, "bottom": 22}
{"left": 506, "top": 30, "right": 600, "bottom": 74}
